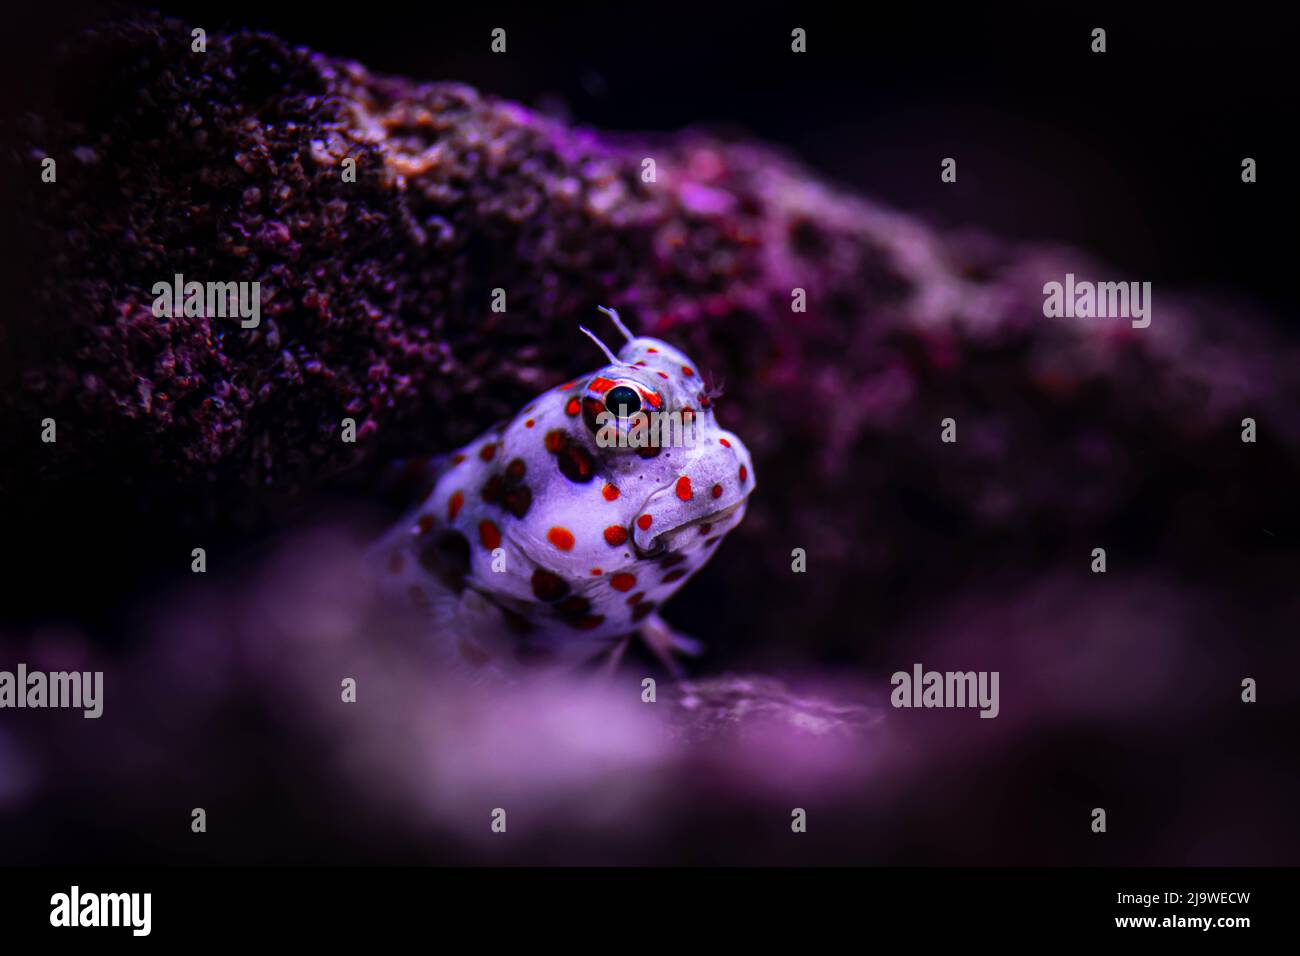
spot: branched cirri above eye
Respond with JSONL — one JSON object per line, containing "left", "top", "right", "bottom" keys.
{"left": 699, "top": 373, "right": 725, "bottom": 409}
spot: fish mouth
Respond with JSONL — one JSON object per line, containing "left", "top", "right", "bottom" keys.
{"left": 632, "top": 500, "right": 744, "bottom": 558}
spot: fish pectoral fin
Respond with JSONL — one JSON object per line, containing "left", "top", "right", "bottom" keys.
{"left": 638, "top": 613, "right": 705, "bottom": 678}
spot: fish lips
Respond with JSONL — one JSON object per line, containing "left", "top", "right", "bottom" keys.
{"left": 631, "top": 494, "right": 746, "bottom": 557}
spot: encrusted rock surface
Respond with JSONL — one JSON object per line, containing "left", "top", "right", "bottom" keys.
{"left": 663, "top": 674, "right": 879, "bottom": 744}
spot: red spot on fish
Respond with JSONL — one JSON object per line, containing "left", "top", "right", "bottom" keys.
{"left": 416, "top": 515, "right": 435, "bottom": 534}
{"left": 452, "top": 453, "right": 466, "bottom": 464}
{"left": 589, "top": 377, "right": 616, "bottom": 394}
{"left": 719, "top": 438, "right": 731, "bottom": 447}
{"left": 479, "top": 443, "right": 496, "bottom": 462}
{"left": 699, "top": 523, "right": 712, "bottom": 535}
{"left": 638, "top": 389, "right": 662, "bottom": 410}
{"left": 676, "top": 476, "right": 693, "bottom": 501}
{"left": 525, "top": 418, "right": 536, "bottom": 429}
{"left": 646, "top": 347, "right": 659, "bottom": 354}
{"left": 602, "top": 483, "right": 620, "bottom": 501}
{"left": 739, "top": 464, "right": 748, "bottom": 482}
{"left": 545, "top": 429, "right": 567, "bottom": 453}
{"left": 547, "top": 527, "right": 575, "bottom": 551}
{"left": 662, "top": 569, "right": 687, "bottom": 584}
{"left": 711, "top": 484, "right": 722, "bottom": 499}
{"left": 591, "top": 568, "right": 603, "bottom": 576}
{"left": 565, "top": 397, "right": 581, "bottom": 416}
{"left": 626, "top": 591, "right": 645, "bottom": 606}
{"left": 448, "top": 491, "right": 464, "bottom": 520}
{"left": 657, "top": 371, "right": 669, "bottom": 380}
{"left": 604, "top": 525, "right": 629, "bottom": 546}
{"left": 637, "top": 514, "right": 653, "bottom": 531}
{"left": 611, "top": 573, "right": 637, "bottom": 592}
{"left": 682, "top": 366, "right": 695, "bottom": 377}
{"left": 479, "top": 520, "right": 501, "bottom": 550}
{"left": 506, "top": 458, "right": 527, "bottom": 481}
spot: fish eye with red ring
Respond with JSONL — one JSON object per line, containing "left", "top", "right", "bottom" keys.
{"left": 581, "top": 376, "right": 663, "bottom": 443}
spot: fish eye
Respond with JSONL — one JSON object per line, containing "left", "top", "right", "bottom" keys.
{"left": 606, "top": 385, "right": 641, "bottom": 418}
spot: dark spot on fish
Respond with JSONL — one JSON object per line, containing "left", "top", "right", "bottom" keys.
{"left": 555, "top": 595, "right": 592, "bottom": 616}
{"left": 459, "top": 639, "right": 492, "bottom": 667}
{"left": 531, "top": 568, "right": 571, "bottom": 602}
{"left": 557, "top": 443, "right": 595, "bottom": 483}
{"left": 582, "top": 397, "right": 606, "bottom": 433}
{"left": 418, "top": 530, "right": 471, "bottom": 593}
{"left": 503, "top": 484, "right": 532, "bottom": 518}
{"left": 498, "top": 606, "right": 535, "bottom": 636}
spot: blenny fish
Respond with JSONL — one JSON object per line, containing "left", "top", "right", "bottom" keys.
{"left": 373, "top": 307, "right": 755, "bottom": 674}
